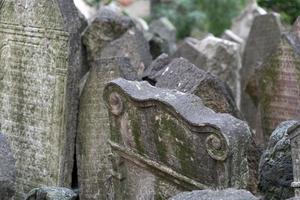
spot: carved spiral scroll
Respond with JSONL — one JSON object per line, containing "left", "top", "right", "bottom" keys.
{"left": 109, "top": 92, "right": 123, "bottom": 116}
{"left": 205, "top": 133, "right": 228, "bottom": 161}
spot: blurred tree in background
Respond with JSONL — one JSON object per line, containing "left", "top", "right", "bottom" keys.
{"left": 85, "top": 0, "right": 101, "bottom": 6}
{"left": 258, "top": 0, "right": 300, "bottom": 24}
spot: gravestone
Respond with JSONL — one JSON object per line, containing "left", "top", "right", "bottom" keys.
{"left": 257, "top": 18, "right": 300, "bottom": 141}
{"left": 241, "top": 13, "right": 282, "bottom": 146}
{"left": 149, "top": 17, "right": 177, "bottom": 54}
{"left": 77, "top": 58, "right": 138, "bottom": 200}
{"left": 288, "top": 120, "right": 300, "bottom": 198}
{"left": 0, "top": 133, "right": 16, "bottom": 200}
{"left": 26, "top": 187, "right": 77, "bottom": 200}
{"left": 169, "top": 188, "right": 259, "bottom": 200}
{"left": 222, "top": 30, "right": 244, "bottom": 53}
{"left": 174, "top": 36, "right": 242, "bottom": 107}
{"left": 259, "top": 120, "right": 298, "bottom": 200}
{"left": 101, "top": 27, "right": 153, "bottom": 79}
{"left": 104, "top": 78, "right": 251, "bottom": 199}
{"left": 147, "top": 57, "right": 242, "bottom": 119}
{"left": 0, "top": 0, "right": 85, "bottom": 198}
{"left": 230, "top": 1, "right": 266, "bottom": 42}
{"left": 82, "top": 7, "right": 134, "bottom": 64}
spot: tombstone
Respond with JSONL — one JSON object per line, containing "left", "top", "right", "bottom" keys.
{"left": 257, "top": 18, "right": 300, "bottom": 142}
{"left": 230, "top": 1, "right": 266, "bottom": 42}
{"left": 26, "top": 187, "right": 77, "bottom": 200}
{"left": 146, "top": 57, "right": 242, "bottom": 119}
{"left": 82, "top": 7, "right": 134, "bottom": 64}
{"left": 222, "top": 30, "right": 244, "bottom": 53}
{"left": 101, "top": 27, "right": 153, "bottom": 79}
{"left": 289, "top": 121, "right": 300, "bottom": 199}
{"left": 169, "top": 188, "right": 259, "bottom": 200}
{"left": 174, "top": 36, "right": 242, "bottom": 108}
{"left": 149, "top": 17, "right": 177, "bottom": 54}
{"left": 76, "top": 57, "right": 138, "bottom": 200}
{"left": 0, "top": 0, "right": 85, "bottom": 198}
{"left": 104, "top": 78, "right": 251, "bottom": 199}
{"left": 259, "top": 120, "right": 299, "bottom": 200}
{"left": 0, "top": 133, "right": 16, "bottom": 200}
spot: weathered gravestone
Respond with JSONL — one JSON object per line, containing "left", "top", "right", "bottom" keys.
{"left": 104, "top": 78, "right": 251, "bottom": 199}
{"left": 77, "top": 58, "right": 138, "bottom": 200}
{"left": 174, "top": 36, "right": 242, "bottom": 107}
{"left": 149, "top": 17, "right": 177, "bottom": 54}
{"left": 101, "top": 27, "right": 153, "bottom": 79}
{"left": 0, "top": 133, "right": 16, "bottom": 200}
{"left": 259, "top": 120, "right": 298, "bottom": 200}
{"left": 230, "top": 1, "right": 266, "bottom": 42}
{"left": 257, "top": 18, "right": 300, "bottom": 142}
{"left": 169, "top": 188, "right": 259, "bottom": 200}
{"left": 26, "top": 187, "right": 77, "bottom": 200}
{"left": 0, "top": 0, "right": 85, "bottom": 198}
{"left": 144, "top": 57, "right": 242, "bottom": 119}
{"left": 82, "top": 7, "right": 134, "bottom": 65}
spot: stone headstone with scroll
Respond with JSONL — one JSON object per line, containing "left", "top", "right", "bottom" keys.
{"left": 77, "top": 58, "right": 138, "bottom": 200}
{"left": 104, "top": 78, "right": 251, "bottom": 199}
{"left": 0, "top": 0, "right": 85, "bottom": 198}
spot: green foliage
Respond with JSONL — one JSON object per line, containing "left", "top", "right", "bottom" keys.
{"left": 152, "top": 0, "right": 248, "bottom": 39}
{"left": 84, "top": 0, "right": 101, "bottom": 6}
{"left": 258, "top": 0, "right": 300, "bottom": 24}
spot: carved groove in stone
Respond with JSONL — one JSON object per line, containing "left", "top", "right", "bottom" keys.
{"left": 205, "top": 133, "right": 228, "bottom": 161}
{"left": 109, "top": 92, "right": 123, "bottom": 116}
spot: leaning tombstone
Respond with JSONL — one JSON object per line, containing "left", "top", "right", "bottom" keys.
{"left": 149, "top": 17, "right": 177, "bottom": 54}
{"left": 0, "top": 133, "right": 16, "bottom": 200}
{"left": 241, "top": 13, "right": 282, "bottom": 146}
{"left": 26, "top": 187, "right": 77, "bottom": 200}
{"left": 257, "top": 17, "right": 300, "bottom": 142}
{"left": 259, "top": 120, "right": 299, "bottom": 200}
{"left": 0, "top": 0, "right": 85, "bottom": 198}
{"left": 174, "top": 36, "right": 242, "bottom": 107}
{"left": 82, "top": 7, "right": 134, "bottom": 65}
{"left": 101, "top": 27, "right": 153, "bottom": 79}
{"left": 104, "top": 78, "right": 251, "bottom": 199}
{"left": 77, "top": 58, "right": 138, "bottom": 200}
{"left": 146, "top": 57, "right": 242, "bottom": 119}
{"left": 222, "top": 30, "right": 244, "bottom": 53}
{"left": 230, "top": 1, "right": 267, "bottom": 42}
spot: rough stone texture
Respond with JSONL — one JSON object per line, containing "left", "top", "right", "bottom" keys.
{"left": 222, "top": 30, "right": 244, "bottom": 47}
{"left": 142, "top": 53, "right": 171, "bottom": 80}
{"left": 77, "top": 58, "right": 138, "bottom": 200}
{"left": 82, "top": 7, "right": 134, "bottom": 64}
{"left": 147, "top": 57, "right": 242, "bottom": 119}
{"left": 174, "top": 36, "right": 242, "bottom": 108}
{"left": 241, "top": 13, "right": 282, "bottom": 147}
{"left": 101, "top": 27, "right": 153, "bottom": 79}
{"left": 259, "top": 121, "right": 297, "bottom": 200}
{"left": 230, "top": 1, "right": 266, "bottom": 42}
{"left": 26, "top": 187, "right": 77, "bottom": 200}
{"left": 288, "top": 120, "right": 300, "bottom": 198}
{"left": 149, "top": 17, "right": 177, "bottom": 54}
{"left": 104, "top": 78, "right": 251, "bottom": 199}
{"left": 257, "top": 19, "right": 300, "bottom": 142}
{"left": 0, "top": 0, "right": 86, "bottom": 198}
{"left": 169, "top": 188, "right": 259, "bottom": 200}
{"left": 0, "top": 133, "right": 16, "bottom": 200}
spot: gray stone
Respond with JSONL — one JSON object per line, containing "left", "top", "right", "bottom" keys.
{"left": 77, "top": 57, "right": 138, "bottom": 200}
{"left": 104, "top": 78, "right": 251, "bottom": 199}
{"left": 230, "top": 1, "right": 266, "bottom": 42}
{"left": 26, "top": 187, "right": 77, "bottom": 200}
{"left": 169, "top": 188, "right": 259, "bottom": 200}
{"left": 222, "top": 29, "right": 244, "bottom": 52}
{"left": 0, "top": 133, "right": 16, "bottom": 200}
{"left": 173, "top": 36, "right": 242, "bottom": 108}
{"left": 149, "top": 57, "right": 242, "bottom": 119}
{"left": 0, "top": 0, "right": 86, "bottom": 198}
{"left": 101, "top": 27, "right": 153, "bottom": 79}
{"left": 149, "top": 17, "right": 177, "bottom": 54}
{"left": 256, "top": 18, "right": 300, "bottom": 143}
{"left": 142, "top": 53, "right": 171, "bottom": 81}
{"left": 145, "top": 32, "right": 169, "bottom": 59}
{"left": 241, "top": 13, "right": 282, "bottom": 147}
{"left": 259, "top": 120, "right": 297, "bottom": 200}
{"left": 82, "top": 7, "right": 134, "bottom": 64}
